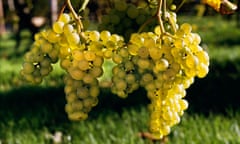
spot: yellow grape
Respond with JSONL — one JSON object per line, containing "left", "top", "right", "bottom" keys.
{"left": 77, "top": 87, "right": 89, "bottom": 99}
{"left": 59, "top": 13, "right": 71, "bottom": 23}
{"left": 88, "top": 31, "right": 100, "bottom": 41}
{"left": 68, "top": 111, "right": 88, "bottom": 121}
{"left": 84, "top": 51, "right": 96, "bottom": 61}
{"left": 60, "top": 59, "right": 71, "bottom": 70}
{"left": 138, "top": 46, "right": 149, "bottom": 58}
{"left": 78, "top": 60, "right": 90, "bottom": 71}
{"left": 53, "top": 21, "right": 64, "bottom": 34}
{"left": 47, "top": 30, "right": 59, "bottom": 43}
{"left": 68, "top": 68, "right": 85, "bottom": 80}
{"left": 89, "top": 67, "right": 103, "bottom": 78}
{"left": 92, "top": 56, "right": 104, "bottom": 67}
{"left": 89, "top": 86, "right": 100, "bottom": 98}
{"left": 67, "top": 32, "right": 80, "bottom": 45}
{"left": 63, "top": 24, "right": 74, "bottom": 35}
{"left": 128, "top": 44, "right": 139, "bottom": 56}
{"left": 72, "top": 49, "right": 84, "bottom": 61}
{"left": 66, "top": 92, "right": 78, "bottom": 103}
{"left": 22, "top": 62, "right": 35, "bottom": 74}
{"left": 100, "top": 30, "right": 111, "bottom": 42}
{"left": 83, "top": 74, "right": 95, "bottom": 84}
{"left": 154, "top": 58, "right": 169, "bottom": 72}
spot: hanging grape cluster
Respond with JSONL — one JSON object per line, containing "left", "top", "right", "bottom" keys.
{"left": 98, "top": 0, "right": 158, "bottom": 40}
{"left": 20, "top": 0, "right": 210, "bottom": 139}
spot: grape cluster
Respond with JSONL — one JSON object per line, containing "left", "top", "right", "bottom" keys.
{"left": 20, "top": 28, "right": 60, "bottom": 84}
{"left": 98, "top": 0, "right": 157, "bottom": 40}
{"left": 20, "top": 4, "right": 210, "bottom": 139}
{"left": 20, "top": 12, "right": 128, "bottom": 120}
{"left": 111, "top": 47, "right": 139, "bottom": 98}
{"left": 56, "top": 13, "right": 126, "bottom": 119}
{"left": 124, "top": 23, "right": 209, "bottom": 138}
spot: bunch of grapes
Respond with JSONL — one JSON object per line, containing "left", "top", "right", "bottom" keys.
{"left": 111, "top": 47, "right": 140, "bottom": 98}
{"left": 121, "top": 17, "right": 209, "bottom": 139}
{"left": 20, "top": 27, "right": 60, "bottom": 84}
{"left": 98, "top": 0, "right": 158, "bottom": 40}
{"left": 20, "top": 0, "right": 210, "bottom": 140}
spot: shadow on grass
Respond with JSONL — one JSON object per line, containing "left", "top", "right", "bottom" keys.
{"left": 186, "top": 59, "right": 240, "bottom": 114}
{"left": 0, "top": 85, "right": 150, "bottom": 127}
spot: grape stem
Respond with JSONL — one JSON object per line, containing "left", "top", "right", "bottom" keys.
{"left": 78, "top": 0, "right": 90, "bottom": 13}
{"left": 156, "top": 0, "right": 165, "bottom": 35}
{"left": 66, "top": 0, "right": 84, "bottom": 33}
{"left": 137, "top": 16, "right": 155, "bottom": 33}
{"left": 176, "top": 0, "right": 187, "bottom": 12}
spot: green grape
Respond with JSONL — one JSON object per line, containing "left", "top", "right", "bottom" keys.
{"left": 136, "top": 14, "right": 147, "bottom": 25}
{"left": 127, "top": 4, "right": 139, "bottom": 19}
{"left": 22, "top": 62, "right": 35, "bottom": 74}
{"left": 101, "top": 15, "right": 110, "bottom": 25}
{"left": 110, "top": 14, "right": 120, "bottom": 25}
{"left": 98, "top": 3, "right": 158, "bottom": 40}
{"left": 114, "top": 0, "right": 127, "bottom": 11}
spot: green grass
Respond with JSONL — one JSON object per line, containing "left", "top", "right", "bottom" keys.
{"left": 0, "top": 105, "right": 239, "bottom": 144}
